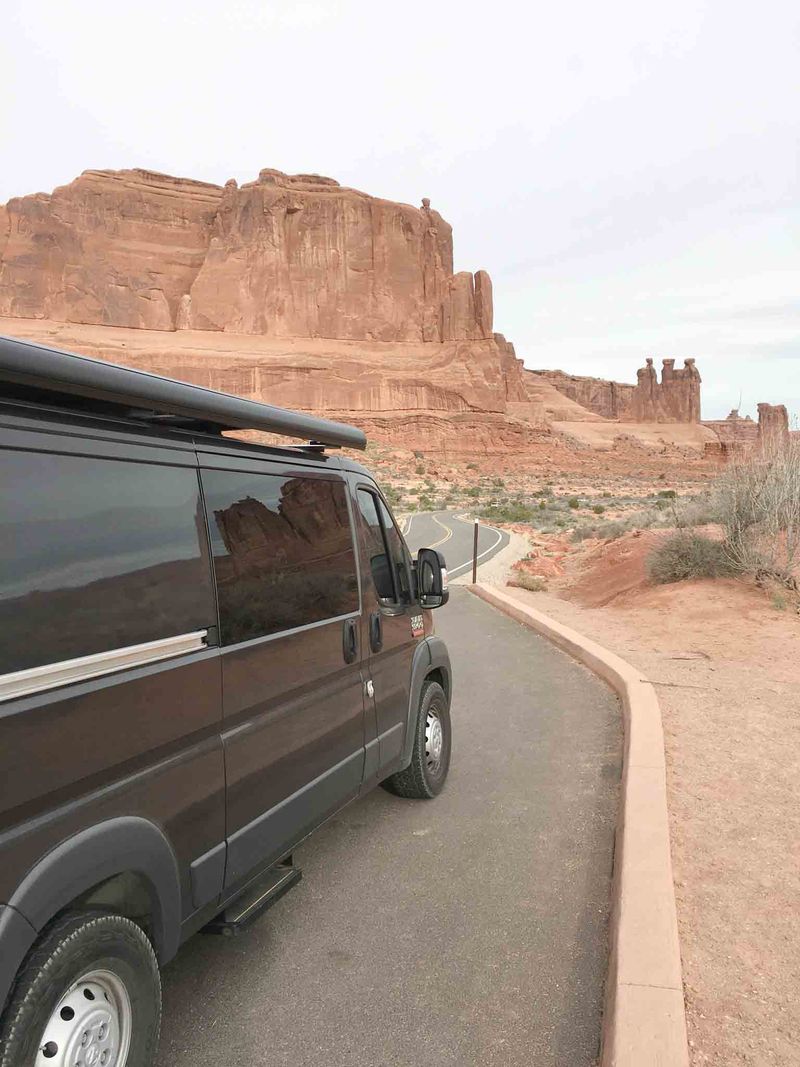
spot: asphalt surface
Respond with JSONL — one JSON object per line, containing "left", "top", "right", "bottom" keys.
{"left": 159, "top": 590, "right": 621, "bottom": 1066}
{"left": 401, "top": 510, "right": 510, "bottom": 578}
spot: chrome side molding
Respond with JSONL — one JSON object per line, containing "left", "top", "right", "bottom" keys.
{"left": 0, "top": 630, "right": 209, "bottom": 703}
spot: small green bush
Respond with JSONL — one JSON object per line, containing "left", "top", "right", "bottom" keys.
{"left": 592, "top": 504, "right": 605, "bottom": 515}
{"left": 415, "top": 464, "right": 425, "bottom": 476}
{"left": 466, "top": 462, "right": 478, "bottom": 471}
{"left": 567, "top": 497, "right": 580, "bottom": 509}
{"left": 481, "top": 502, "right": 537, "bottom": 523}
{"left": 658, "top": 489, "right": 678, "bottom": 499}
{"left": 647, "top": 532, "right": 734, "bottom": 584}
{"left": 465, "top": 486, "right": 481, "bottom": 499}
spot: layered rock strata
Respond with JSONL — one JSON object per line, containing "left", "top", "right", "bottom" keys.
{"left": 0, "top": 168, "right": 493, "bottom": 343}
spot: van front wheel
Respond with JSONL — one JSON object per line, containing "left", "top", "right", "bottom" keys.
{"left": 0, "top": 911, "right": 161, "bottom": 1067}
{"left": 383, "top": 681, "right": 451, "bottom": 799}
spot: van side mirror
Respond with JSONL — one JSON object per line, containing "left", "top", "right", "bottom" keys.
{"left": 416, "top": 548, "right": 449, "bottom": 609}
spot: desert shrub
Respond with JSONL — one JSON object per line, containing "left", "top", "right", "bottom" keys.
{"left": 465, "top": 486, "right": 481, "bottom": 499}
{"left": 418, "top": 494, "right": 435, "bottom": 511}
{"left": 466, "top": 462, "right": 478, "bottom": 470}
{"left": 572, "top": 519, "right": 631, "bottom": 542}
{"left": 384, "top": 486, "right": 402, "bottom": 507}
{"left": 567, "top": 497, "right": 580, "bottom": 509}
{"left": 602, "top": 490, "right": 612, "bottom": 498}
{"left": 512, "top": 573, "right": 548, "bottom": 592}
{"left": 592, "top": 504, "right": 605, "bottom": 515}
{"left": 415, "top": 464, "right": 425, "bottom": 476}
{"left": 647, "top": 531, "right": 734, "bottom": 584}
{"left": 658, "top": 489, "right": 678, "bottom": 499}
{"left": 676, "top": 493, "right": 720, "bottom": 528}
{"left": 481, "top": 501, "right": 537, "bottom": 523}
{"left": 713, "top": 438, "right": 800, "bottom": 586}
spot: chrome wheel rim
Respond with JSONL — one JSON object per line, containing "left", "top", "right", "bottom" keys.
{"left": 36, "top": 969, "right": 132, "bottom": 1067}
{"left": 425, "top": 706, "right": 444, "bottom": 775}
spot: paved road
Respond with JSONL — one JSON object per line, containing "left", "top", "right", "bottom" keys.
{"left": 402, "top": 510, "right": 510, "bottom": 578}
{"left": 159, "top": 590, "right": 621, "bottom": 1066}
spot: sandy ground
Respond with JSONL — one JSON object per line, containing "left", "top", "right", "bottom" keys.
{"left": 489, "top": 532, "right": 800, "bottom": 1065}
{"left": 551, "top": 420, "right": 717, "bottom": 453}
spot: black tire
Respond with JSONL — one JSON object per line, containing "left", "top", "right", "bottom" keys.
{"left": 383, "top": 680, "right": 451, "bottom": 798}
{"left": 0, "top": 911, "right": 161, "bottom": 1067}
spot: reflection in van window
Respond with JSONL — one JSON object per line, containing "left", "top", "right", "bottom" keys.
{"left": 201, "top": 471, "right": 359, "bottom": 645}
{"left": 0, "top": 452, "right": 215, "bottom": 674}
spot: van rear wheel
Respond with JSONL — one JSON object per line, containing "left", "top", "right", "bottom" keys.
{"left": 383, "top": 681, "right": 451, "bottom": 799}
{"left": 0, "top": 911, "right": 161, "bottom": 1067}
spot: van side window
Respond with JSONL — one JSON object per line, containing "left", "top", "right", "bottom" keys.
{"left": 0, "top": 451, "right": 215, "bottom": 674}
{"left": 201, "top": 471, "right": 359, "bottom": 645}
{"left": 357, "top": 489, "right": 412, "bottom": 605}
{"left": 377, "top": 497, "right": 412, "bottom": 603}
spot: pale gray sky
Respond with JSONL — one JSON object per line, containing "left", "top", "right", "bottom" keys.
{"left": 2, "top": 0, "right": 798, "bottom": 419}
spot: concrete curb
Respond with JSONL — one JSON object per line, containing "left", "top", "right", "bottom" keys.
{"left": 469, "top": 583, "right": 689, "bottom": 1067}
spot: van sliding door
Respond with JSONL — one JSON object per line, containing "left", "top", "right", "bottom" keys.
{"left": 200, "top": 462, "right": 366, "bottom": 890}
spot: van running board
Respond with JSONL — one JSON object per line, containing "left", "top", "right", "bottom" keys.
{"left": 203, "top": 860, "right": 302, "bottom": 936}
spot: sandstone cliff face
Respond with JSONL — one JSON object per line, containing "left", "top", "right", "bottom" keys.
{"left": 535, "top": 359, "right": 703, "bottom": 424}
{"left": 0, "top": 170, "right": 222, "bottom": 329}
{"left": 0, "top": 168, "right": 492, "bottom": 343}
{"left": 528, "top": 369, "right": 635, "bottom": 420}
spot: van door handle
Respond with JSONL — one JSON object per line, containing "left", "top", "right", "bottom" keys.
{"left": 369, "top": 612, "right": 383, "bottom": 653}
{"left": 342, "top": 619, "right": 358, "bottom": 664}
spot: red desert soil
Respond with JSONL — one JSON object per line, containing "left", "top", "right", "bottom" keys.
{"left": 506, "top": 534, "right": 800, "bottom": 1065}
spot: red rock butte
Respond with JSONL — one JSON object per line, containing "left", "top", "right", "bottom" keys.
{"left": 0, "top": 166, "right": 779, "bottom": 458}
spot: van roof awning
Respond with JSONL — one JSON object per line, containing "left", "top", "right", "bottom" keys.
{"left": 0, "top": 335, "right": 367, "bottom": 451}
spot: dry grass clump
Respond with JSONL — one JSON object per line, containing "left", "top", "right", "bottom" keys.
{"left": 510, "top": 573, "right": 548, "bottom": 592}
{"left": 647, "top": 531, "right": 734, "bottom": 584}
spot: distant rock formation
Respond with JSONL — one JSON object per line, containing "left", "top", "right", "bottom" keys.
{"left": 757, "top": 402, "right": 789, "bottom": 450}
{"left": 0, "top": 168, "right": 492, "bottom": 343}
{"left": 526, "top": 369, "right": 635, "bottom": 419}
{"left": 531, "top": 358, "right": 702, "bottom": 424}
{"left": 632, "top": 358, "right": 701, "bottom": 423}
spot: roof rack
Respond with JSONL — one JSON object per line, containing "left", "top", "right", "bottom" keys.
{"left": 0, "top": 335, "right": 367, "bottom": 451}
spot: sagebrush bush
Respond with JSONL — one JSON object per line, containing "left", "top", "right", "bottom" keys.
{"left": 647, "top": 532, "right": 734, "bottom": 584}
{"left": 714, "top": 438, "right": 800, "bottom": 586}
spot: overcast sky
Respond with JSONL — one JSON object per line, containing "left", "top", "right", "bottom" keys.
{"left": 2, "top": 0, "right": 798, "bottom": 420}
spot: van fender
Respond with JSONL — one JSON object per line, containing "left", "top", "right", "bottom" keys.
{"left": 7, "top": 817, "right": 182, "bottom": 965}
{"left": 401, "top": 636, "right": 452, "bottom": 769}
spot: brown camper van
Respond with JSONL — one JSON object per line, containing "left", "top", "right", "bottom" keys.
{"left": 0, "top": 337, "right": 452, "bottom": 1067}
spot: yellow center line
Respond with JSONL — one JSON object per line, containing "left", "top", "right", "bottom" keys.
{"left": 427, "top": 513, "right": 454, "bottom": 550}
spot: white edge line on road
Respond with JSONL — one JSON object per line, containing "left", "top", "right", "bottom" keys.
{"left": 447, "top": 517, "right": 505, "bottom": 577}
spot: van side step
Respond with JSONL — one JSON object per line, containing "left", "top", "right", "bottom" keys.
{"left": 203, "top": 860, "right": 302, "bottom": 936}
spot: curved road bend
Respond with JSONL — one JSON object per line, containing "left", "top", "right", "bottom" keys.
{"left": 160, "top": 591, "right": 621, "bottom": 1066}
{"left": 402, "top": 510, "right": 510, "bottom": 578}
